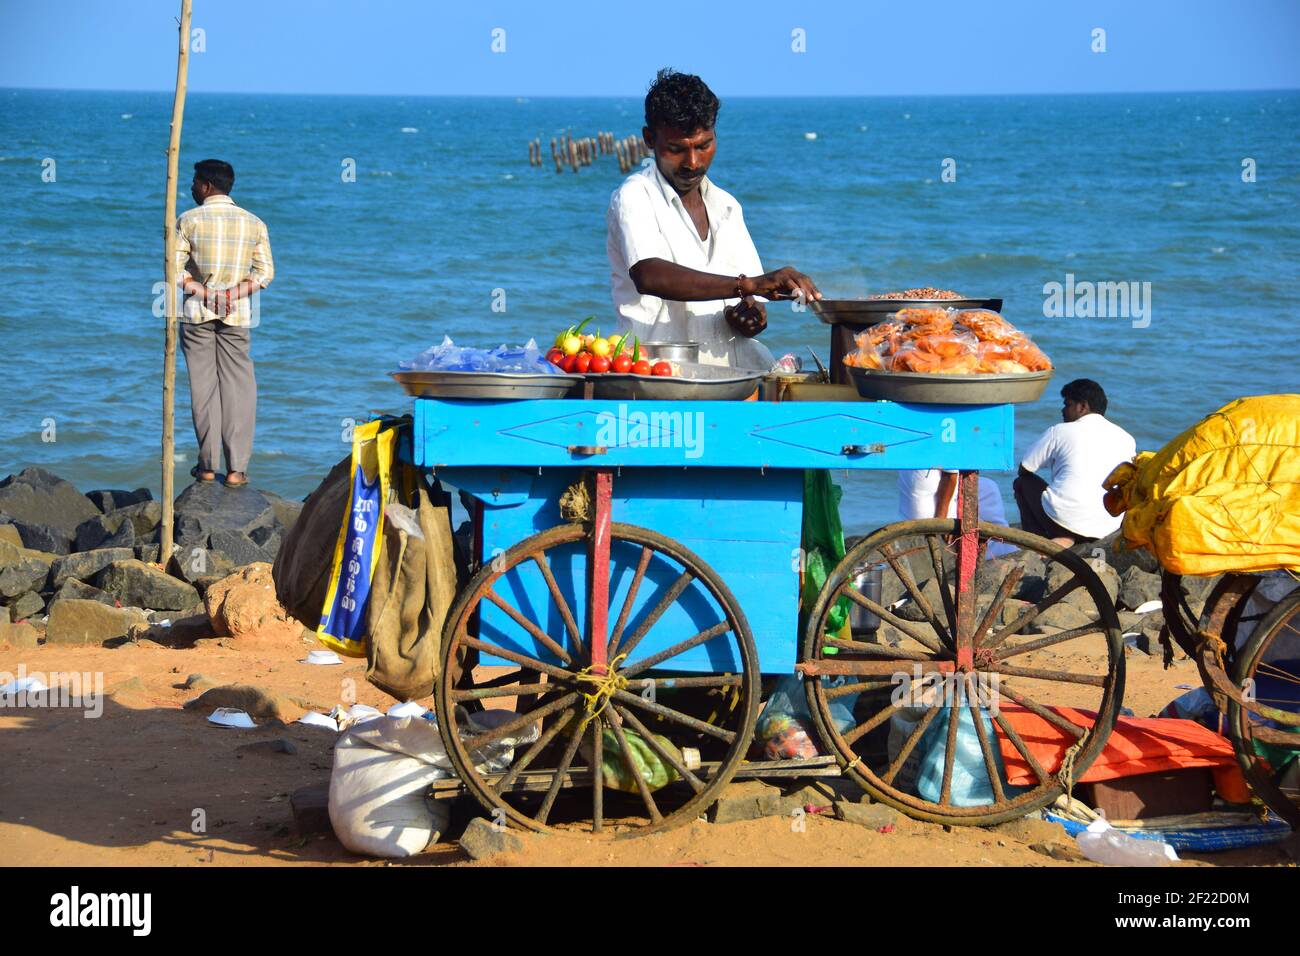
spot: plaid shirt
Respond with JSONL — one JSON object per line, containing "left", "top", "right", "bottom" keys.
{"left": 173, "top": 194, "right": 274, "bottom": 326}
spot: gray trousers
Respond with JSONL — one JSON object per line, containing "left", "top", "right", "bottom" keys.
{"left": 180, "top": 320, "right": 256, "bottom": 473}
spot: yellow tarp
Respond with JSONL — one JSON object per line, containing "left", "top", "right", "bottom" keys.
{"left": 1102, "top": 394, "right": 1300, "bottom": 576}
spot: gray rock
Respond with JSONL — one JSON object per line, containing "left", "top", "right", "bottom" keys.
{"left": 134, "top": 544, "right": 161, "bottom": 564}
{"left": 11, "top": 520, "right": 75, "bottom": 554}
{"left": 174, "top": 481, "right": 280, "bottom": 549}
{"left": 95, "top": 559, "right": 199, "bottom": 611}
{"left": 8, "top": 591, "right": 45, "bottom": 621}
{"left": 45, "top": 599, "right": 148, "bottom": 645}
{"left": 248, "top": 525, "right": 282, "bottom": 559}
{"left": 0, "top": 467, "right": 99, "bottom": 533}
{"left": 115, "top": 500, "right": 163, "bottom": 539}
{"left": 0, "top": 560, "right": 49, "bottom": 599}
{"left": 48, "top": 547, "right": 135, "bottom": 589}
{"left": 1014, "top": 574, "right": 1048, "bottom": 604}
{"left": 85, "top": 488, "right": 153, "bottom": 514}
{"left": 209, "top": 529, "right": 272, "bottom": 568}
{"left": 0, "top": 523, "right": 21, "bottom": 548}
{"left": 73, "top": 512, "right": 135, "bottom": 552}
{"left": 49, "top": 578, "right": 119, "bottom": 609}
{"left": 168, "top": 547, "right": 235, "bottom": 586}
{"left": 709, "top": 779, "right": 783, "bottom": 824}
{"left": 458, "top": 817, "right": 526, "bottom": 860}
{"left": 1098, "top": 530, "right": 1160, "bottom": 575}
{"left": 259, "top": 491, "right": 304, "bottom": 535}
{"left": 1027, "top": 601, "right": 1097, "bottom": 634}
{"left": 1118, "top": 566, "right": 1162, "bottom": 611}
{"left": 833, "top": 801, "right": 899, "bottom": 830}
{"left": 1048, "top": 558, "right": 1120, "bottom": 609}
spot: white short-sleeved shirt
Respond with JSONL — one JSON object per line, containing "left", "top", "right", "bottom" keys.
{"left": 606, "top": 162, "right": 773, "bottom": 369}
{"left": 897, "top": 469, "right": 1017, "bottom": 557}
{"left": 1020, "top": 414, "right": 1137, "bottom": 539}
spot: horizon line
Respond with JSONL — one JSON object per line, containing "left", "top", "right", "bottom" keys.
{"left": 4, "top": 84, "right": 1299, "bottom": 99}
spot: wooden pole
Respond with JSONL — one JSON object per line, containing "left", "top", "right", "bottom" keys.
{"left": 160, "top": 0, "right": 193, "bottom": 569}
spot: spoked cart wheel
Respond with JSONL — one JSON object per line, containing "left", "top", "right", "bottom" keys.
{"left": 800, "top": 511, "right": 1124, "bottom": 827}
{"left": 1227, "top": 587, "right": 1300, "bottom": 827}
{"left": 434, "top": 511, "right": 760, "bottom": 838}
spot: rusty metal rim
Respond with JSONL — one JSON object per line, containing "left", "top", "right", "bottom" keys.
{"left": 1226, "top": 589, "right": 1300, "bottom": 828}
{"left": 434, "top": 520, "right": 761, "bottom": 840}
{"left": 801, "top": 519, "right": 1125, "bottom": 827}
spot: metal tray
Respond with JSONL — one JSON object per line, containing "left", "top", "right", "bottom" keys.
{"left": 811, "top": 298, "right": 1003, "bottom": 326}
{"left": 585, "top": 366, "right": 764, "bottom": 401}
{"left": 847, "top": 367, "right": 1052, "bottom": 405}
{"left": 391, "top": 370, "right": 582, "bottom": 400}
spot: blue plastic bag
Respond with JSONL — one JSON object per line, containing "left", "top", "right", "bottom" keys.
{"left": 916, "top": 706, "right": 1024, "bottom": 806}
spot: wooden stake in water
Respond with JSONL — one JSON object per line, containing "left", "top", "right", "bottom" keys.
{"left": 160, "top": 0, "right": 193, "bottom": 569}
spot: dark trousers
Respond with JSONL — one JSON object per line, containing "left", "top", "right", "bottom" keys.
{"left": 1012, "top": 471, "right": 1094, "bottom": 542}
{"left": 179, "top": 320, "right": 256, "bottom": 473}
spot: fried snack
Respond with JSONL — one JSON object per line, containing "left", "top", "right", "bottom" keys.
{"left": 889, "top": 348, "right": 946, "bottom": 373}
{"left": 893, "top": 307, "right": 952, "bottom": 328}
{"left": 954, "top": 309, "right": 1024, "bottom": 345}
{"left": 1009, "top": 341, "right": 1052, "bottom": 371}
{"left": 869, "top": 288, "right": 965, "bottom": 300}
{"left": 844, "top": 347, "right": 884, "bottom": 369}
{"left": 910, "top": 332, "right": 977, "bottom": 359}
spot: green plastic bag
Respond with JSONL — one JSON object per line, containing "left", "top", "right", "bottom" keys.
{"left": 584, "top": 725, "right": 683, "bottom": 793}
{"left": 801, "top": 470, "right": 850, "bottom": 640}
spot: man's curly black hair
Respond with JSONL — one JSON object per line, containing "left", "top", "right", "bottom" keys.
{"left": 644, "top": 68, "right": 720, "bottom": 133}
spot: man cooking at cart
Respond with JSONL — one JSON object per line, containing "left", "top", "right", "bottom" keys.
{"left": 607, "top": 68, "right": 823, "bottom": 369}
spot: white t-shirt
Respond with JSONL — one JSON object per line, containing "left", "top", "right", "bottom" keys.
{"left": 1020, "top": 414, "right": 1137, "bottom": 539}
{"left": 897, "top": 470, "right": 1017, "bottom": 557}
{"left": 606, "top": 162, "right": 772, "bottom": 370}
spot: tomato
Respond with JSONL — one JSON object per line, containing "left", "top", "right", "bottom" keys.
{"left": 651, "top": 361, "right": 673, "bottom": 377}
{"left": 575, "top": 352, "right": 593, "bottom": 373}
{"left": 589, "top": 355, "right": 610, "bottom": 374}
{"left": 612, "top": 355, "right": 633, "bottom": 374}
{"left": 546, "top": 348, "right": 564, "bottom": 366}
{"left": 561, "top": 353, "right": 580, "bottom": 373}
{"left": 631, "top": 360, "right": 652, "bottom": 376}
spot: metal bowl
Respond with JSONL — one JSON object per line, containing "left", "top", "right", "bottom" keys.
{"left": 391, "top": 370, "right": 582, "bottom": 400}
{"left": 847, "top": 367, "right": 1052, "bottom": 405}
{"left": 811, "top": 298, "right": 1003, "bottom": 326}
{"left": 586, "top": 365, "right": 764, "bottom": 401}
{"left": 641, "top": 341, "right": 700, "bottom": 363}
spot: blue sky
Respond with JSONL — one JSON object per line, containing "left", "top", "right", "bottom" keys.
{"left": 1, "top": 0, "right": 1297, "bottom": 97}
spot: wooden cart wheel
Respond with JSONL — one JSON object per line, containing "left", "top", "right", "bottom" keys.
{"left": 1227, "top": 587, "right": 1300, "bottom": 828}
{"left": 434, "top": 521, "right": 760, "bottom": 838}
{"left": 1161, "top": 571, "right": 1258, "bottom": 662}
{"left": 801, "top": 519, "right": 1124, "bottom": 826}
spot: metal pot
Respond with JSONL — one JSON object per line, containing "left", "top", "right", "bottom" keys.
{"left": 641, "top": 341, "right": 700, "bottom": 363}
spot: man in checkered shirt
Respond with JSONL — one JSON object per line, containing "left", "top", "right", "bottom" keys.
{"left": 173, "top": 158, "right": 274, "bottom": 487}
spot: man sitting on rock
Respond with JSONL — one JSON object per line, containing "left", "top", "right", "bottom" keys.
{"left": 1013, "top": 379, "right": 1136, "bottom": 548}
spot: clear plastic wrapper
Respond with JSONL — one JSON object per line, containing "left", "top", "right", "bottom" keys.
{"left": 842, "top": 308, "right": 1052, "bottom": 376}
{"left": 399, "top": 336, "right": 560, "bottom": 375}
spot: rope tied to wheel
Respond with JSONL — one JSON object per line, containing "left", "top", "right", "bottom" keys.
{"left": 1055, "top": 739, "right": 1084, "bottom": 796}
{"left": 573, "top": 652, "right": 629, "bottom": 731}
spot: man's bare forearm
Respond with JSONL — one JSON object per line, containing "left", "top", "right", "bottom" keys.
{"left": 629, "top": 258, "right": 749, "bottom": 301}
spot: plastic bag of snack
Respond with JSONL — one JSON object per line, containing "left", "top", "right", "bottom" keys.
{"left": 952, "top": 309, "right": 1024, "bottom": 345}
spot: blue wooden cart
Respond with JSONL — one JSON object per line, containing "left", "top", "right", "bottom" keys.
{"left": 406, "top": 396, "right": 1125, "bottom": 836}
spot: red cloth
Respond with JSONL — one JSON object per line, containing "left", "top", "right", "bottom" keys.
{"left": 995, "top": 704, "right": 1246, "bottom": 795}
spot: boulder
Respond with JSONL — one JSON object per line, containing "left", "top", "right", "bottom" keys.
{"left": 248, "top": 525, "right": 282, "bottom": 559}
{"left": 95, "top": 559, "right": 200, "bottom": 611}
{"left": 115, "top": 500, "right": 163, "bottom": 539}
{"left": 0, "top": 524, "right": 21, "bottom": 548}
{"left": 73, "top": 512, "right": 136, "bottom": 552}
{"left": 48, "top": 547, "right": 135, "bottom": 589}
{"left": 10, "top": 520, "right": 74, "bottom": 555}
{"left": 1049, "top": 558, "right": 1120, "bottom": 610}
{"left": 1027, "top": 601, "right": 1097, "bottom": 634}
{"left": 168, "top": 547, "right": 235, "bottom": 587}
{"left": 832, "top": 801, "right": 899, "bottom": 830}
{"left": 0, "top": 562, "right": 48, "bottom": 599}
{"left": 203, "top": 562, "right": 303, "bottom": 645}
{"left": 0, "top": 467, "right": 99, "bottom": 533}
{"left": 709, "top": 779, "right": 783, "bottom": 824}
{"left": 7, "top": 591, "right": 45, "bottom": 621}
{"left": 85, "top": 488, "right": 152, "bottom": 514}
{"left": 0, "top": 620, "right": 40, "bottom": 649}
{"left": 458, "top": 817, "right": 526, "bottom": 860}
{"left": 45, "top": 599, "right": 148, "bottom": 645}
{"left": 49, "top": 578, "right": 119, "bottom": 609}
{"left": 1118, "top": 566, "right": 1162, "bottom": 612}
{"left": 260, "top": 491, "right": 304, "bottom": 535}
{"left": 1096, "top": 530, "right": 1160, "bottom": 575}
{"left": 209, "top": 529, "right": 272, "bottom": 568}
{"left": 173, "top": 481, "right": 280, "bottom": 549}
{"left": 134, "top": 544, "right": 161, "bottom": 564}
